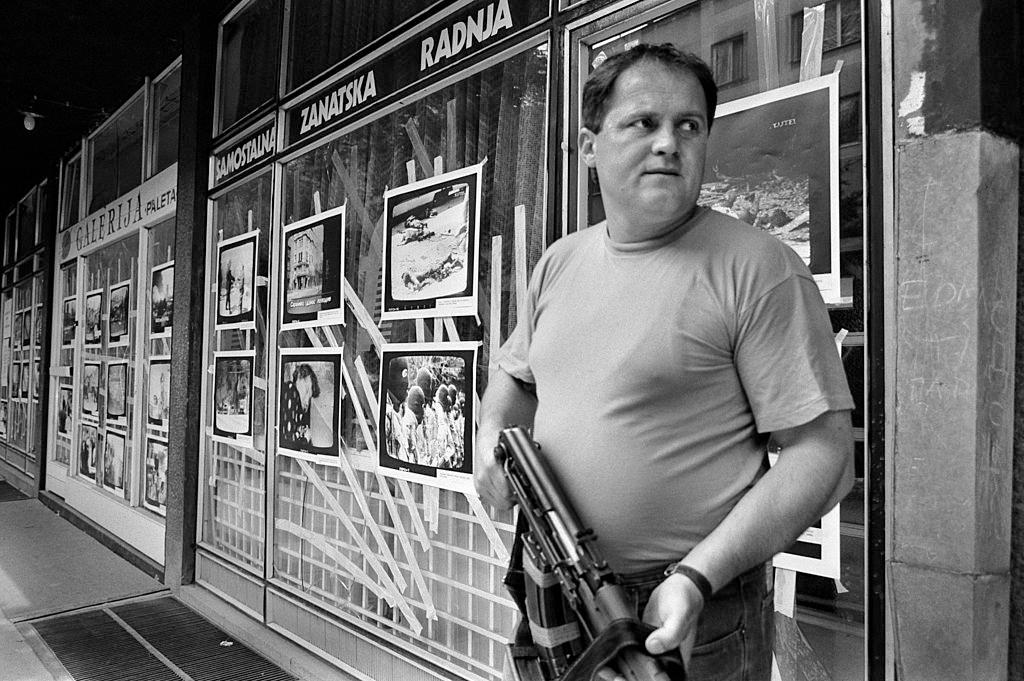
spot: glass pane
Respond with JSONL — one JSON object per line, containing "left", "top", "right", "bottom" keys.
{"left": 17, "top": 190, "right": 37, "bottom": 259}
{"left": 218, "top": 0, "right": 282, "bottom": 131}
{"left": 278, "top": 43, "right": 547, "bottom": 679}
{"left": 89, "top": 96, "right": 145, "bottom": 212}
{"left": 200, "top": 172, "right": 273, "bottom": 568}
{"left": 152, "top": 67, "right": 181, "bottom": 176}
{"left": 62, "top": 157, "right": 82, "bottom": 228}
{"left": 287, "top": 0, "right": 440, "bottom": 89}
{"left": 53, "top": 262, "right": 77, "bottom": 467}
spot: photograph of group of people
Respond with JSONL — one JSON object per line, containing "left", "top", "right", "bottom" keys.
{"left": 216, "top": 232, "right": 258, "bottom": 330}
{"left": 380, "top": 163, "right": 483, "bottom": 321}
{"left": 61, "top": 296, "right": 76, "bottom": 347}
{"left": 278, "top": 349, "right": 342, "bottom": 458}
{"left": 145, "top": 437, "right": 168, "bottom": 513}
{"left": 148, "top": 358, "right": 171, "bottom": 431}
{"left": 378, "top": 342, "right": 475, "bottom": 490}
{"left": 151, "top": 261, "right": 174, "bottom": 337}
{"left": 84, "top": 290, "right": 103, "bottom": 346}
{"left": 281, "top": 206, "right": 345, "bottom": 330}
{"left": 108, "top": 281, "right": 131, "bottom": 346}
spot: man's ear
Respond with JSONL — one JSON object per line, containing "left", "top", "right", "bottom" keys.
{"left": 578, "top": 127, "right": 598, "bottom": 168}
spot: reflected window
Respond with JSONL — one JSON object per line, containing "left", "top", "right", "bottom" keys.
{"left": 152, "top": 66, "right": 181, "bottom": 176}
{"left": 711, "top": 34, "right": 747, "bottom": 86}
{"left": 62, "top": 156, "right": 81, "bottom": 229}
{"left": 89, "top": 95, "right": 145, "bottom": 212}
{"left": 218, "top": 0, "right": 282, "bottom": 132}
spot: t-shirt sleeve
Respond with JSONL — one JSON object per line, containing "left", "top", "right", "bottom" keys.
{"left": 735, "top": 272, "right": 855, "bottom": 432}
{"left": 492, "top": 252, "right": 549, "bottom": 385}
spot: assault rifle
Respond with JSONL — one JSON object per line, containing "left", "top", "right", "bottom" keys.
{"left": 495, "top": 426, "right": 686, "bottom": 681}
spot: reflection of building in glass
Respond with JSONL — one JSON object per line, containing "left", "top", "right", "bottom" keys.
{"left": 287, "top": 231, "right": 321, "bottom": 292}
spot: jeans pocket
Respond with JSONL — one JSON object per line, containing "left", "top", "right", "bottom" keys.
{"left": 687, "top": 625, "right": 745, "bottom": 681}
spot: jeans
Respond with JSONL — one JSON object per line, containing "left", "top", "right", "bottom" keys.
{"left": 618, "top": 562, "right": 774, "bottom": 681}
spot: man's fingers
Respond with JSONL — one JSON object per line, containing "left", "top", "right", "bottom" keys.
{"left": 594, "top": 666, "right": 625, "bottom": 681}
{"left": 645, "top": 615, "right": 687, "bottom": 656}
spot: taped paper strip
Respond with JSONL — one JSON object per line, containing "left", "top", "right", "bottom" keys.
{"left": 514, "top": 205, "right": 528, "bottom": 327}
{"left": 396, "top": 479, "right": 432, "bottom": 551}
{"left": 433, "top": 317, "right": 443, "bottom": 342}
{"left": 489, "top": 235, "right": 503, "bottom": 368}
{"left": 340, "top": 362, "right": 379, "bottom": 456}
{"left": 465, "top": 492, "right": 511, "bottom": 562}
{"left": 415, "top": 319, "right": 427, "bottom": 343}
{"left": 406, "top": 159, "right": 417, "bottom": 184}
{"left": 333, "top": 449, "right": 409, "bottom": 592}
{"left": 295, "top": 459, "right": 406, "bottom": 600}
{"left": 834, "top": 578, "right": 849, "bottom": 594}
{"left": 403, "top": 119, "right": 435, "bottom": 179}
{"left": 375, "top": 473, "right": 438, "bottom": 620}
{"left": 773, "top": 567, "right": 796, "bottom": 618}
{"left": 424, "top": 486, "right": 440, "bottom": 533}
{"left": 252, "top": 376, "right": 268, "bottom": 391}
{"left": 771, "top": 655, "right": 782, "bottom": 681}
{"left": 442, "top": 316, "right": 461, "bottom": 342}
{"left": 433, "top": 155, "right": 444, "bottom": 176}
{"left": 278, "top": 518, "right": 423, "bottom": 636}
{"left": 343, "top": 279, "right": 385, "bottom": 353}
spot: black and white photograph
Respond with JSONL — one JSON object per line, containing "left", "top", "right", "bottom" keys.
{"left": 147, "top": 357, "right": 171, "bottom": 430}
{"left": 216, "top": 231, "right": 258, "bottom": 329}
{"left": 12, "top": 312, "right": 21, "bottom": 349}
{"left": 61, "top": 296, "right": 77, "bottom": 347}
{"left": 381, "top": 162, "right": 483, "bottom": 321}
{"left": 278, "top": 348, "right": 342, "bottom": 459}
{"left": 57, "top": 385, "right": 73, "bottom": 438}
{"left": 150, "top": 261, "right": 174, "bottom": 337}
{"left": 144, "top": 437, "right": 168, "bottom": 513}
{"left": 212, "top": 351, "right": 254, "bottom": 442}
{"left": 33, "top": 307, "right": 42, "bottom": 347}
{"left": 698, "top": 73, "right": 840, "bottom": 303}
{"left": 82, "top": 362, "right": 101, "bottom": 417}
{"left": 79, "top": 423, "right": 99, "bottom": 480}
{"left": 102, "top": 428, "right": 126, "bottom": 493}
{"left": 0, "top": 400, "right": 7, "bottom": 440}
{"left": 10, "top": 362, "right": 20, "bottom": 401}
{"left": 107, "top": 281, "right": 130, "bottom": 346}
{"left": 377, "top": 342, "right": 476, "bottom": 492}
{"left": 32, "top": 359, "right": 40, "bottom": 401}
{"left": 21, "top": 309, "right": 32, "bottom": 348}
{"left": 106, "top": 361, "right": 128, "bottom": 425}
{"left": 281, "top": 205, "right": 345, "bottom": 330}
{"left": 84, "top": 289, "right": 104, "bottom": 346}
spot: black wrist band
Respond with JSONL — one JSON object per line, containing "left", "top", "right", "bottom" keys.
{"left": 664, "top": 562, "right": 714, "bottom": 604}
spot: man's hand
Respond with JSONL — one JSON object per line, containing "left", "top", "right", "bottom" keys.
{"left": 473, "top": 426, "right": 515, "bottom": 509}
{"left": 643, "top": 573, "right": 705, "bottom": 665}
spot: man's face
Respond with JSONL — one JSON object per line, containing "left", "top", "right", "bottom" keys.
{"left": 296, "top": 375, "right": 313, "bottom": 409}
{"left": 578, "top": 62, "right": 709, "bottom": 237}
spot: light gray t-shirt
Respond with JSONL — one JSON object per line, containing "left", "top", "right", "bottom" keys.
{"left": 496, "top": 207, "right": 854, "bottom": 573}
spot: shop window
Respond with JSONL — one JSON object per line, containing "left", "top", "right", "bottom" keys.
{"left": 61, "top": 155, "right": 82, "bottom": 229}
{"left": 151, "top": 65, "right": 181, "bottom": 177}
{"left": 16, "top": 190, "right": 37, "bottom": 259}
{"left": 88, "top": 95, "right": 145, "bottom": 213}
{"left": 287, "top": 0, "right": 441, "bottom": 90}
{"left": 218, "top": 0, "right": 282, "bottom": 133}
{"left": 790, "top": 0, "right": 861, "bottom": 63}
{"left": 37, "top": 181, "right": 53, "bottom": 244}
{"left": 52, "top": 262, "right": 77, "bottom": 468}
{"left": 711, "top": 33, "right": 747, "bottom": 86}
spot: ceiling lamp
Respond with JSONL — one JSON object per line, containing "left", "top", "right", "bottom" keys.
{"left": 19, "top": 110, "right": 41, "bottom": 131}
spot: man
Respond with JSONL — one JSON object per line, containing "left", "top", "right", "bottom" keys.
{"left": 474, "top": 43, "right": 854, "bottom": 680}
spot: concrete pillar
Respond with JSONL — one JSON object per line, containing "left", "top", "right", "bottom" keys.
{"left": 890, "top": 1, "right": 1021, "bottom": 680}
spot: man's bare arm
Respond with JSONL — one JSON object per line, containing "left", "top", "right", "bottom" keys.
{"left": 474, "top": 367, "right": 538, "bottom": 509}
{"left": 643, "top": 408, "right": 854, "bottom": 657}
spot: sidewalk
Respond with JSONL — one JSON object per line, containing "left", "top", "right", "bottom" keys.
{"left": 0, "top": 483, "right": 167, "bottom": 680}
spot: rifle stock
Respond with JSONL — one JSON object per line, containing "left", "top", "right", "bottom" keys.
{"left": 496, "top": 426, "right": 685, "bottom": 681}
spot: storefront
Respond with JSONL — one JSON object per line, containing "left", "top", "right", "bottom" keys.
{"left": 176, "top": 1, "right": 883, "bottom": 679}
{"left": 43, "top": 59, "right": 181, "bottom": 573}
{"left": 0, "top": 181, "right": 54, "bottom": 495}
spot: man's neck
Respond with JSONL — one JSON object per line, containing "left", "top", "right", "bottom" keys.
{"left": 604, "top": 204, "right": 698, "bottom": 244}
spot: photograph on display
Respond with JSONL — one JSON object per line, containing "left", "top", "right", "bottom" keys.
{"left": 12, "top": 312, "right": 21, "bottom": 349}
{"left": 61, "top": 296, "right": 77, "bottom": 347}
{"left": 281, "top": 205, "right": 345, "bottom": 330}
{"left": 106, "top": 362, "right": 128, "bottom": 424}
{"left": 79, "top": 423, "right": 99, "bottom": 479}
{"left": 84, "top": 289, "right": 104, "bottom": 345}
{"left": 377, "top": 342, "right": 476, "bottom": 491}
{"left": 148, "top": 358, "right": 171, "bottom": 430}
{"left": 33, "top": 308, "right": 43, "bottom": 347}
{"left": 57, "top": 385, "right": 73, "bottom": 438}
{"left": 216, "top": 232, "right": 258, "bottom": 329}
{"left": 102, "top": 429, "right": 126, "bottom": 492}
{"left": 10, "top": 362, "right": 20, "bottom": 401}
{"left": 381, "top": 162, "right": 483, "bottom": 320}
{"left": 107, "top": 281, "right": 130, "bottom": 345}
{"left": 144, "top": 437, "right": 168, "bottom": 513}
{"left": 82, "top": 362, "right": 101, "bottom": 417}
{"left": 698, "top": 73, "right": 840, "bottom": 302}
{"left": 278, "top": 349, "right": 342, "bottom": 459}
{"left": 21, "top": 309, "right": 32, "bottom": 348}
{"left": 20, "top": 362, "right": 29, "bottom": 399}
{"left": 212, "top": 352, "right": 254, "bottom": 441}
{"left": 151, "top": 261, "right": 174, "bottom": 337}
{"left": 32, "top": 359, "right": 40, "bottom": 401}
{"left": 0, "top": 401, "right": 7, "bottom": 439}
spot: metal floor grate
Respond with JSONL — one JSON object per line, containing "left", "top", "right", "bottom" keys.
{"left": 0, "top": 480, "right": 29, "bottom": 502}
{"left": 32, "top": 597, "right": 296, "bottom": 681}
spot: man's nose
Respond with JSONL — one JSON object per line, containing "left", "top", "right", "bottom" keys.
{"left": 650, "top": 124, "right": 679, "bottom": 155}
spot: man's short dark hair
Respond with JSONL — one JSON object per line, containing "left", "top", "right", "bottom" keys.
{"left": 581, "top": 43, "right": 718, "bottom": 133}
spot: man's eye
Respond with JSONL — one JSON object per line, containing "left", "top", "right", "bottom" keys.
{"left": 631, "top": 118, "right": 654, "bottom": 129}
{"left": 680, "top": 120, "right": 701, "bottom": 132}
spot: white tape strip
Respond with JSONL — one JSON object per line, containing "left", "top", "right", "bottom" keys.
{"left": 424, "top": 486, "right": 440, "bottom": 533}
{"left": 442, "top": 316, "right": 461, "bottom": 342}
{"left": 340, "top": 362, "right": 379, "bottom": 455}
{"left": 295, "top": 459, "right": 406, "bottom": 601}
{"left": 465, "top": 492, "right": 511, "bottom": 562}
{"left": 375, "top": 473, "right": 437, "bottom": 621}
{"left": 774, "top": 567, "right": 796, "bottom": 618}
{"left": 343, "top": 279, "right": 385, "bottom": 353}
{"left": 396, "top": 479, "right": 432, "bottom": 551}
